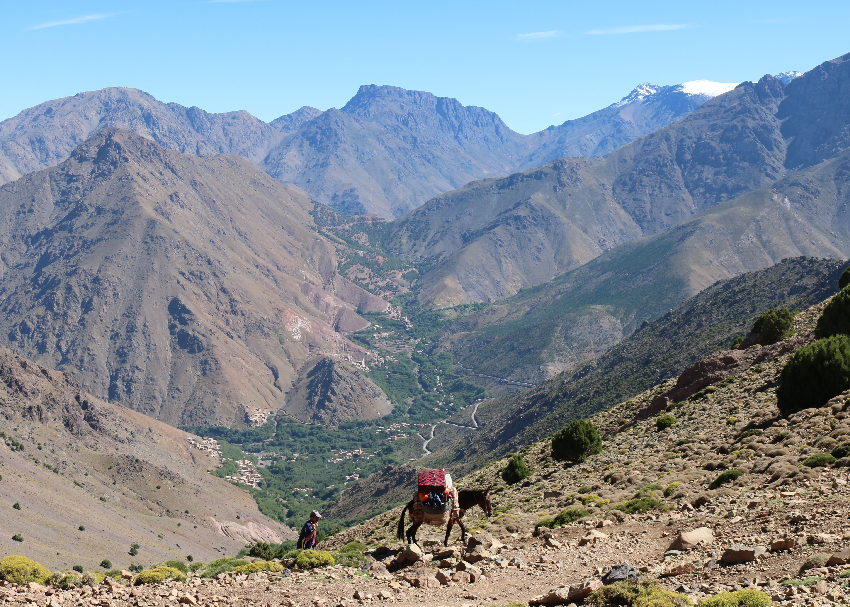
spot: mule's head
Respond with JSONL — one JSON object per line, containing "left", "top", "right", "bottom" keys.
{"left": 481, "top": 485, "right": 493, "bottom": 516}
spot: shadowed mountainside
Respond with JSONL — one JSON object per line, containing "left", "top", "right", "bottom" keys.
{"left": 422, "top": 256, "right": 846, "bottom": 474}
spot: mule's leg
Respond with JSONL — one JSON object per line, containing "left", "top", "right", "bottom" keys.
{"left": 444, "top": 520, "right": 453, "bottom": 546}
{"left": 458, "top": 519, "right": 467, "bottom": 545}
{"left": 407, "top": 522, "right": 422, "bottom": 545}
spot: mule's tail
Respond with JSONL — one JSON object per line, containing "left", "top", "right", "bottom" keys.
{"left": 396, "top": 502, "right": 410, "bottom": 541}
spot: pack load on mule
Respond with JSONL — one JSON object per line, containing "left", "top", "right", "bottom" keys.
{"left": 414, "top": 469, "right": 457, "bottom": 525}
{"left": 397, "top": 468, "right": 493, "bottom": 546}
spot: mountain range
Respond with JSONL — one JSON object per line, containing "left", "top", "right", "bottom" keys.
{"left": 0, "top": 78, "right": 745, "bottom": 219}
{"left": 395, "top": 54, "right": 850, "bottom": 385}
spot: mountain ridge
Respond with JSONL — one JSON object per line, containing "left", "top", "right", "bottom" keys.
{"left": 0, "top": 77, "right": 737, "bottom": 218}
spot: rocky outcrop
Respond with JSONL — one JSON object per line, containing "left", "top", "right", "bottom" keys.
{"left": 283, "top": 357, "right": 392, "bottom": 427}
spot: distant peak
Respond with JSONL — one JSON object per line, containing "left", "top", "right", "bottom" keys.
{"left": 342, "top": 84, "right": 443, "bottom": 115}
{"left": 615, "top": 83, "right": 663, "bottom": 106}
{"left": 677, "top": 80, "right": 739, "bottom": 97}
{"left": 774, "top": 71, "right": 803, "bottom": 85}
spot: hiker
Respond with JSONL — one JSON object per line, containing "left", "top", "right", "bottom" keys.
{"left": 297, "top": 510, "right": 322, "bottom": 549}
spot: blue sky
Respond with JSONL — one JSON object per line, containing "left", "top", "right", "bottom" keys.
{"left": 2, "top": 1, "right": 849, "bottom": 134}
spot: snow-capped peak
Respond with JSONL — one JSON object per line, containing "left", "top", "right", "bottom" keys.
{"left": 615, "top": 83, "right": 663, "bottom": 106}
{"left": 678, "top": 80, "right": 738, "bottom": 97}
{"left": 774, "top": 71, "right": 803, "bottom": 85}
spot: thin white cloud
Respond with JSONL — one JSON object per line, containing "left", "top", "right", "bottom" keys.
{"left": 517, "top": 30, "right": 560, "bottom": 41}
{"left": 28, "top": 13, "right": 117, "bottom": 30}
{"left": 209, "top": 0, "right": 269, "bottom": 3}
{"left": 552, "top": 112, "right": 561, "bottom": 117}
{"left": 587, "top": 23, "right": 689, "bottom": 35}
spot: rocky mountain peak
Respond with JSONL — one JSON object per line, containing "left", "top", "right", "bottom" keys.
{"left": 270, "top": 105, "right": 325, "bottom": 133}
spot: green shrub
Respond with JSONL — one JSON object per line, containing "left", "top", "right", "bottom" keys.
{"left": 188, "top": 562, "right": 204, "bottom": 573}
{"left": 838, "top": 267, "right": 850, "bottom": 292}
{"left": 334, "top": 541, "right": 368, "bottom": 568}
{"left": 554, "top": 507, "right": 590, "bottom": 525}
{"left": 656, "top": 414, "right": 677, "bottom": 431}
{"left": 751, "top": 308, "right": 794, "bottom": 344}
{"left": 551, "top": 419, "right": 602, "bottom": 464}
{"left": 815, "top": 288, "right": 850, "bottom": 338}
{"left": 803, "top": 453, "right": 836, "bottom": 468}
{"left": 83, "top": 572, "right": 101, "bottom": 586}
{"left": 163, "top": 560, "right": 187, "bottom": 573}
{"left": 72, "top": 565, "right": 83, "bottom": 573}
{"left": 46, "top": 572, "right": 82, "bottom": 590}
{"left": 777, "top": 335, "right": 850, "bottom": 416}
{"left": 294, "top": 550, "right": 335, "bottom": 570}
{"left": 699, "top": 588, "right": 771, "bottom": 607}
{"left": 0, "top": 556, "right": 51, "bottom": 584}
{"left": 709, "top": 469, "right": 743, "bottom": 489}
{"left": 535, "top": 517, "right": 556, "bottom": 531}
{"left": 588, "top": 580, "right": 692, "bottom": 607}
{"left": 11, "top": 534, "right": 23, "bottom": 542}
{"left": 664, "top": 482, "right": 682, "bottom": 498}
{"left": 104, "top": 569, "right": 122, "bottom": 578}
{"left": 832, "top": 442, "right": 850, "bottom": 459}
{"left": 501, "top": 453, "right": 531, "bottom": 485}
{"left": 248, "top": 541, "right": 275, "bottom": 561}
{"left": 201, "top": 558, "right": 246, "bottom": 577}
{"left": 614, "top": 495, "right": 665, "bottom": 515}
{"left": 12, "top": 502, "right": 20, "bottom": 510}
{"left": 99, "top": 559, "right": 112, "bottom": 569}
{"left": 233, "top": 561, "right": 285, "bottom": 574}
{"left": 133, "top": 566, "right": 186, "bottom": 585}
{"left": 340, "top": 541, "right": 367, "bottom": 553}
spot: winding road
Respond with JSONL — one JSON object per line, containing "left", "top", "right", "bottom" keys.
{"left": 418, "top": 399, "right": 482, "bottom": 456}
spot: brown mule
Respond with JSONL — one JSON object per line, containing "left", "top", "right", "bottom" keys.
{"left": 396, "top": 486, "right": 492, "bottom": 546}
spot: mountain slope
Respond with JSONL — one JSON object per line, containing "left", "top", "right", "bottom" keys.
{"left": 0, "top": 344, "right": 292, "bottom": 571}
{"left": 0, "top": 128, "right": 387, "bottom": 427}
{"left": 261, "top": 85, "right": 532, "bottom": 218}
{"left": 423, "top": 256, "right": 845, "bottom": 474}
{"left": 440, "top": 145, "right": 850, "bottom": 385}
{"left": 389, "top": 72, "right": 797, "bottom": 307}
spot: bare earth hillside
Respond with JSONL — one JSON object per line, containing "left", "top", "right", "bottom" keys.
{"left": 0, "top": 345, "right": 294, "bottom": 572}
{"left": 0, "top": 128, "right": 387, "bottom": 427}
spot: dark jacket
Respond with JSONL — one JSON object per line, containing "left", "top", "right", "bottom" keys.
{"left": 297, "top": 519, "right": 318, "bottom": 549}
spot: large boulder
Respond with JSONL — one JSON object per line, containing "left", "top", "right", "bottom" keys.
{"left": 721, "top": 544, "right": 767, "bottom": 563}
{"left": 602, "top": 564, "right": 640, "bottom": 585}
{"left": 530, "top": 579, "right": 603, "bottom": 605}
{"left": 402, "top": 543, "right": 423, "bottom": 562}
{"left": 669, "top": 527, "right": 714, "bottom": 551}
{"left": 467, "top": 532, "right": 502, "bottom": 551}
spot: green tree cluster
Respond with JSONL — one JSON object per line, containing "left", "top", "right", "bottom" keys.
{"left": 751, "top": 308, "right": 794, "bottom": 344}
{"left": 551, "top": 419, "right": 602, "bottom": 463}
{"left": 500, "top": 453, "right": 530, "bottom": 485}
{"left": 777, "top": 334, "right": 850, "bottom": 416}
